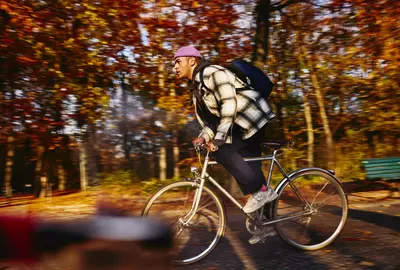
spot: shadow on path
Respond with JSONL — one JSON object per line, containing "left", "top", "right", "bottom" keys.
{"left": 348, "top": 208, "right": 400, "bottom": 232}
{"left": 343, "top": 179, "right": 399, "bottom": 194}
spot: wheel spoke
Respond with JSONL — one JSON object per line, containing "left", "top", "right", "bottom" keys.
{"left": 313, "top": 191, "right": 340, "bottom": 209}
{"left": 276, "top": 210, "right": 312, "bottom": 220}
{"left": 310, "top": 182, "right": 329, "bottom": 206}
{"left": 197, "top": 197, "right": 214, "bottom": 212}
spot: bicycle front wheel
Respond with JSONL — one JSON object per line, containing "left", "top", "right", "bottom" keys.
{"left": 273, "top": 169, "right": 348, "bottom": 250}
{"left": 141, "top": 180, "right": 226, "bottom": 265}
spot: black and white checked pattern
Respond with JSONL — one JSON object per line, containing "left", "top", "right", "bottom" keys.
{"left": 193, "top": 65, "right": 275, "bottom": 143}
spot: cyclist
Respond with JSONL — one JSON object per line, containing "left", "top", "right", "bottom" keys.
{"left": 173, "top": 46, "right": 277, "bottom": 243}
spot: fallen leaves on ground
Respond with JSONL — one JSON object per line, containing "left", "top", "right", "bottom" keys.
{"left": 359, "top": 261, "right": 375, "bottom": 267}
{"left": 0, "top": 186, "right": 146, "bottom": 221}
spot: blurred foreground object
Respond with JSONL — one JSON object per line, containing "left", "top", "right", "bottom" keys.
{"left": 0, "top": 213, "right": 173, "bottom": 269}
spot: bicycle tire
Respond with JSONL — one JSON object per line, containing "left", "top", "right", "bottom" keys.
{"left": 141, "top": 180, "right": 226, "bottom": 265}
{"left": 272, "top": 168, "right": 348, "bottom": 250}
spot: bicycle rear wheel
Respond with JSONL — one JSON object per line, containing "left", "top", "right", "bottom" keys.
{"left": 273, "top": 169, "right": 348, "bottom": 250}
{"left": 141, "top": 180, "right": 226, "bottom": 265}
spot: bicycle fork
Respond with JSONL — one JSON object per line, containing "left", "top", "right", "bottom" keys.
{"left": 179, "top": 151, "right": 212, "bottom": 227}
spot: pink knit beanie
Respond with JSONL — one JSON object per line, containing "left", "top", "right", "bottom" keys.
{"left": 174, "top": 46, "right": 202, "bottom": 59}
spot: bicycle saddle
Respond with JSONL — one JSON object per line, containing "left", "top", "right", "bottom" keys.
{"left": 261, "top": 140, "right": 294, "bottom": 150}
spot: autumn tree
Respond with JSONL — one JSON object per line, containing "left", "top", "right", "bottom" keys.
{"left": 0, "top": 0, "right": 144, "bottom": 196}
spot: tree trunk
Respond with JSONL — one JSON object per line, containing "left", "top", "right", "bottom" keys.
{"left": 121, "top": 73, "right": 131, "bottom": 164}
{"left": 157, "top": 52, "right": 168, "bottom": 181}
{"left": 36, "top": 147, "right": 51, "bottom": 199}
{"left": 303, "top": 92, "right": 314, "bottom": 167}
{"left": 4, "top": 135, "right": 14, "bottom": 198}
{"left": 262, "top": 0, "right": 271, "bottom": 63}
{"left": 173, "top": 144, "right": 179, "bottom": 179}
{"left": 86, "top": 125, "right": 99, "bottom": 184}
{"left": 39, "top": 175, "right": 49, "bottom": 198}
{"left": 309, "top": 71, "right": 334, "bottom": 168}
{"left": 252, "top": 0, "right": 271, "bottom": 63}
{"left": 34, "top": 146, "right": 44, "bottom": 197}
{"left": 58, "top": 162, "right": 66, "bottom": 191}
{"left": 148, "top": 151, "right": 155, "bottom": 179}
{"left": 79, "top": 140, "right": 88, "bottom": 191}
{"left": 159, "top": 146, "right": 167, "bottom": 181}
{"left": 169, "top": 82, "right": 180, "bottom": 180}
{"left": 253, "top": 0, "right": 300, "bottom": 63}
{"left": 172, "top": 130, "right": 180, "bottom": 179}
{"left": 301, "top": 43, "right": 334, "bottom": 168}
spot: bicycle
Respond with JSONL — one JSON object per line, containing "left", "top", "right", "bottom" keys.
{"left": 141, "top": 140, "right": 348, "bottom": 265}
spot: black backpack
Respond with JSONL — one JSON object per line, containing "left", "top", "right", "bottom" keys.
{"left": 199, "top": 59, "right": 274, "bottom": 101}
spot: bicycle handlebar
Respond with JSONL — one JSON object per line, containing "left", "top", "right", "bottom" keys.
{"left": 190, "top": 143, "right": 218, "bottom": 152}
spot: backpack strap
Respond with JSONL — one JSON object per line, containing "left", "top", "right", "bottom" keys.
{"left": 225, "top": 64, "right": 250, "bottom": 91}
{"left": 199, "top": 66, "right": 211, "bottom": 92}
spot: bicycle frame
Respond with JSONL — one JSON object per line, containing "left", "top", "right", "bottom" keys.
{"left": 182, "top": 148, "right": 314, "bottom": 227}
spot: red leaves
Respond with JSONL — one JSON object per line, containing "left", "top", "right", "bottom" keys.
{"left": 1, "top": 0, "right": 251, "bottom": 148}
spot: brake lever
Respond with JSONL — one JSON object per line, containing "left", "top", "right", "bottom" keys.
{"left": 194, "top": 143, "right": 206, "bottom": 152}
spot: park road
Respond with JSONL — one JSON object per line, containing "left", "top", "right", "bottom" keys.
{"left": 182, "top": 202, "right": 400, "bottom": 270}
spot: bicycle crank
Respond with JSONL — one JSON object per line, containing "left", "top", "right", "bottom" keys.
{"left": 246, "top": 217, "right": 263, "bottom": 235}
{"left": 245, "top": 211, "right": 268, "bottom": 235}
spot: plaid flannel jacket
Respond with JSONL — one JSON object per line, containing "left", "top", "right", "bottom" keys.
{"left": 193, "top": 65, "right": 275, "bottom": 144}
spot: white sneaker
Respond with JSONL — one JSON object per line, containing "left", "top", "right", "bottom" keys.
{"left": 248, "top": 226, "right": 276, "bottom": 245}
{"left": 243, "top": 188, "right": 278, "bottom": 214}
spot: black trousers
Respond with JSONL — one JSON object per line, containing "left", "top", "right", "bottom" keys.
{"left": 213, "top": 125, "right": 266, "bottom": 195}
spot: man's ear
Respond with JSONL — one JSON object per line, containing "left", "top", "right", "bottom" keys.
{"left": 189, "top": 57, "right": 197, "bottom": 66}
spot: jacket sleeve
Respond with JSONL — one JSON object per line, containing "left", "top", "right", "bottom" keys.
{"left": 194, "top": 96, "right": 215, "bottom": 143}
{"left": 198, "top": 127, "right": 215, "bottom": 143}
{"left": 207, "top": 70, "right": 237, "bottom": 143}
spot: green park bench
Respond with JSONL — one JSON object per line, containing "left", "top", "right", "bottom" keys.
{"left": 361, "top": 157, "right": 400, "bottom": 180}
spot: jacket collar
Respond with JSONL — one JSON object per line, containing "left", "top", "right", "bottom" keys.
{"left": 191, "top": 58, "right": 211, "bottom": 82}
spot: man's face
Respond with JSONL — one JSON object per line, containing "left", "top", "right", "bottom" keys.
{"left": 173, "top": 57, "right": 192, "bottom": 80}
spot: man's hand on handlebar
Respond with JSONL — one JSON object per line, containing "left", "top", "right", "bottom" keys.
{"left": 191, "top": 137, "right": 218, "bottom": 152}
{"left": 206, "top": 141, "right": 218, "bottom": 152}
{"left": 192, "top": 137, "right": 206, "bottom": 146}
